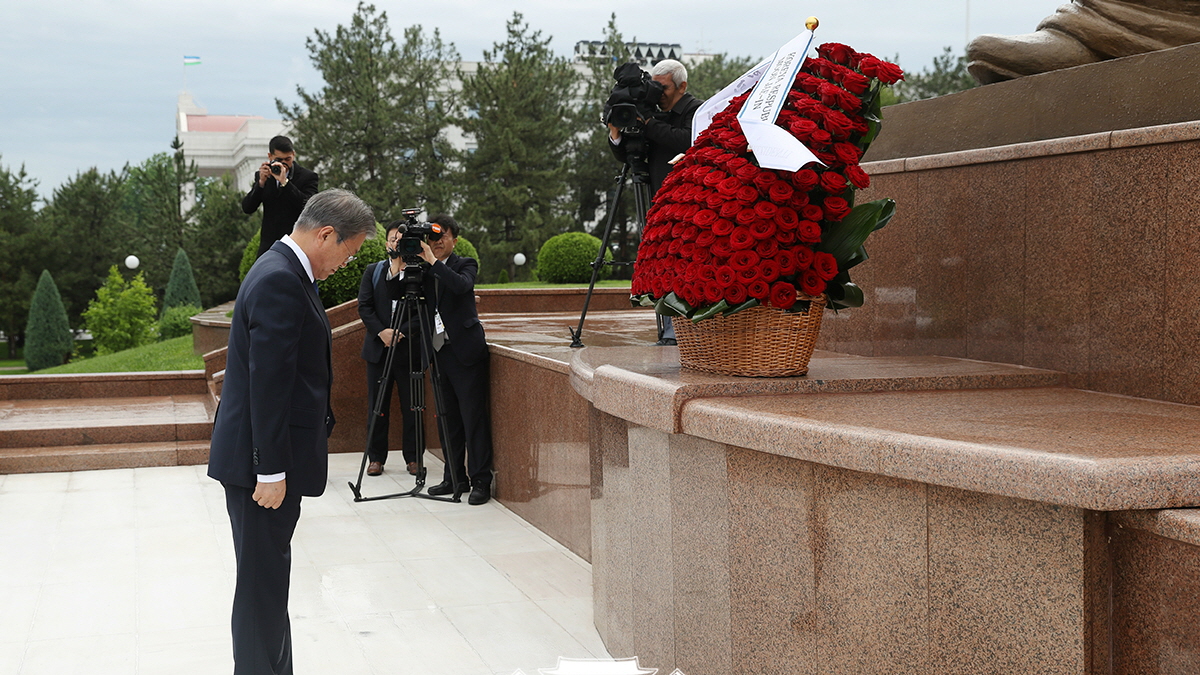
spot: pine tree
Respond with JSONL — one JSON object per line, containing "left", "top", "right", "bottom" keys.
{"left": 187, "top": 174, "right": 258, "bottom": 308}
{"left": 280, "top": 3, "right": 460, "bottom": 220}
{"left": 24, "top": 270, "right": 74, "bottom": 371}
{"left": 0, "top": 157, "right": 40, "bottom": 358}
{"left": 456, "top": 12, "right": 580, "bottom": 282}
{"left": 162, "top": 248, "right": 202, "bottom": 315}
{"left": 894, "top": 47, "right": 977, "bottom": 101}
{"left": 122, "top": 145, "right": 197, "bottom": 301}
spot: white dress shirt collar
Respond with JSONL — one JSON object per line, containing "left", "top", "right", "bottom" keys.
{"left": 280, "top": 234, "right": 315, "bottom": 283}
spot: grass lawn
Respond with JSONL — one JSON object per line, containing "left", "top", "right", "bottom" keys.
{"left": 30, "top": 336, "right": 203, "bottom": 375}
{"left": 476, "top": 280, "right": 632, "bottom": 289}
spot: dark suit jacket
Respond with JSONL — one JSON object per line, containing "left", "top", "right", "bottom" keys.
{"left": 357, "top": 260, "right": 419, "bottom": 364}
{"left": 242, "top": 164, "right": 319, "bottom": 257}
{"left": 208, "top": 240, "right": 335, "bottom": 497}
{"left": 423, "top": 253, "right": 487, "bottom": 367}
{"left": 609, "top": 93, "right": 703, "bottom": 196}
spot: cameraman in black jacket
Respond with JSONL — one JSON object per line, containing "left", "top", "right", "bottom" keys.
{"left": 242, "top": 135, "right": 319, "bottom": 258}
{"left": 608, "top": 59, "right": 703, "bottom": 197}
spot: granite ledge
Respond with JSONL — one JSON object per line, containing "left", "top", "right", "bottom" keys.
{"left": 570, "top": 347, "right": 1063, "bottom": 434}
{"left": 680, "top": 387, "right": 1200, "bottom": 511}
{"left": 1111, "top": 508, "right": 1200, "bottom": 547}
{"left": 490, "top": 343, "right": 571, "bottom": 375}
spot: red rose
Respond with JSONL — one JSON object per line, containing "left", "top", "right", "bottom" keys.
{"left": 684, "top": 264, "right": 699, "bottom": 283}
{"left": 755, "top": 238, "right": 779, "bottom": 259}
{"left": 813, "top": 251, "right": 839, "bottom": 280}
{"left": 748, "top": 279, "right": 770, "bottom": 299}
{"left": 823, "top": 196, "right": 851, "bottom": 221}
{"left": 726, "top": 156, "right": 749, "bottom": 170}
{"left": 798, "top": 220, "right": 822, "bottom": 243}
{"left": 792, "top": 169, "right": 819, "bottom": 192}
{"left": 697, "top": 264, "right": 716, "bottom": 281}
{"left": 702, "top": 169, "right": 727, "bottom": 188}
{"left": 794, "top": 73, "right": 822, "bottom": 95}
{"left": 719, "top": 201, "right": 741, "bottom": 219}
{"left": 693, "top": 209, "right": 718, "bottom": 228}
{"left": 752, "top": 172, "right": 777, "bottom": 192}
{"left": 705, "top": 193, "right": 725, "bottom": 210}
{"left": 668, "top": 239, "right": 683, "bottom": 255}
{"left": 820, "top": 172, "right": 848, "bottom": 194}
{"left": 696, "top": 231, "right": 717, "bottom": 247}
{"left": 769, "top": 281, "right": 798, "bottom": 309}
{"left": 738, "top": 266, "right": 760, "bottom": 283}
{"left": 777, "top": 249, "right": 798, "bottom": 274}
{"left": 716, "top": 265, "right": 737, "bottom": 286}
{"left": 833, "top": 143, "right": 862, "bottom": 166}
{"left": 680, "top": 243, "right": 696, "bottom": 259}
{"left": 839, "top": 69, "right": 870, "bottom": 95}
{"left": 724, "top": 283, "right": 748, "bottom": 305}
{"left": 760, "top": 260, "right": 781, "bottom": 283}
{"left": 729, "top": 227, "right": 756, "bottom": 250}
{"left": 817, "top": 82, "right": 843, "bottom": 108}
{"left": 734, "top": 164, "right": 759, "bottom": 183}
{"left": 774, "top": 206, "right": 799, "bottom": 230}
{"left": 735, "top": 208, "right": 758, "bottom": 227}
{"left": 817, "top": 42, "right": 856, "bottom": 66}
{"left": 694, "top": 247, "right": 713, "bottom": 264}
{"left": 789, "top": 119, "right": 819, "bottom": 140}
{"left": 703, "top": 282, "right": 724, "bottom": 304}
{"left": 794, "top": 246, "right": 814, "bottom": 270}
{"left": 754, "top": 201, "right": 779, "bottom": 221}
{"left": 801, "top": 205, "right": 824, "bottom": 221}
{"left": 810, "top": 129, "right": 832, "bottom": 146}
{"left": 711, "top": 218, "right": 735, "bottom": 236}
{"left": 711, "top": 239, "right": 734, "bottom": 258}
{"left": 799, "top": 269, "right": 827, "bottom": 297}
{"left": 768, "top": 181, "right": 794, "bottom": 203}
{"left": 874, "top": 60, "right": 904, "bottom": 84}
{"left": 788, "top": 193, "right": 810, "bottom": 209}
{"left": 776, "top": 230, "right": 797, "bottom": 245}
{"left": 750, "top": 219, "right": 778, "bottom": 240}
{"left": 846, "top": 165, "right": 871, "bottom": 189}
{"left": 735, "top": 185, "right": 759, "bottom": 204}
{"left": 729, "top": 249, "right": 760, "bottom": 270}
{"left": 717, "top": 176, "right": 742, "bottom": 196}
{"left": 820, "top": 108, "right": 856, "bottom": 139}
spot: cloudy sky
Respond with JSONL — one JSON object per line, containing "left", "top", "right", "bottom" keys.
{"left": 0, "top": 0, "right": 1058, "bottom": 198}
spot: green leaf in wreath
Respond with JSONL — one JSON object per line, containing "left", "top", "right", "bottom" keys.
{"left": 872, "top": 198, "right": 896, "bottom": 232}
{"left": 817, "top": 198, "right": 894, "bottom": 265}
{"left": 722, "top": 298, "right": 759, "bottom": 317}
{"left": 691, "top": 299, "right": 730, "bottom": 322}
{"left": 655, "top": 292, "right": 693, "bottom": 318}
{"left": 841, "top": 245, "right": 869, "bottom": 272}
{"left": 829, "top": 282, "right": 864, "bottom": 310}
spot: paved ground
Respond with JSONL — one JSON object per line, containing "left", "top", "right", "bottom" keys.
{"left": 0, "top": 453, "right": 608, "bottom": 675}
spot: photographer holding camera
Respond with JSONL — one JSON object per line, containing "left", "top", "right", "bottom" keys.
{"left": 608, "top": 59, "right": 703, "bottom": 197}
{"left": 242, "top": 135, "right": 320, "bottom": 258}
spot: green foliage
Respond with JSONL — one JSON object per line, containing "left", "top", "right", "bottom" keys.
{"left": 894, "top": 47, "right": 977, "bottom": 102}
{"left": 239, "top": 230, "right": 261, "bottom": 281}
{"left": 83, "top": 266, "right": 159, "bottom": 355}
{"left": 162, "top": 248, "right": 202, "bottom": 315}
{"left": 39, "top": 335, "right": 203, "bottom": 374}
{"left": 686, "top": 53, "right": 760, "bottom": 100}
{"left": 453, "top": 235, "right": 478, "bottom": 261}
{"left": 122, "top": 145, "right": 197, "bottom": 300}
{"left": 281, "top": 3, "right": 460, "bottom": 220}
{"left": 496, "top": 269, "right": 510, "bottom": 284}
{"left": 24, "top": 270, "right": 74, "bottom": 371}
{"left": 158, "top": 304, "right": 201, "bottom": 341}
{"left": 317, "top": 223, "right": 387, "bottom": 308}
{"left": 188, "top": 174, "right": 257, "bottom": 307}
{"left": 537, "top": 232, "right": 612, "bottom": 283}
{"left": 456, "top": 12, "right": 580, "bottom": 282}
{"left": 0, "top": 157, "right": 40, "bottom": 359}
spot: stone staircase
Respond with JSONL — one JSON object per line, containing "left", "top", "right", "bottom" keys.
{"left": 0, "top": 372, "right": 213, "bottom": 474}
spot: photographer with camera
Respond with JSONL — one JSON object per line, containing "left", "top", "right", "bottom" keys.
{"left": 357, "top": 221, "right": 422, "bottom": 478}
{"left": 607, "top": 59, "right": 703, "bottom": 197}
{"left": 409, "top": 215, "right": 494, "bottom": 506}
{"left": 242, "top": 135, "right": 320, "bottom": 259}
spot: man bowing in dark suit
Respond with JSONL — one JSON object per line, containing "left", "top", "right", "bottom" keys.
{"left": 242, "top": 135, "right": 320, "bottom": 259}
{"left": 208, "top": 188, "right": 375, "bottom": 675}
{"left": 417, "top": 214, "right": 496, "bottom": 505}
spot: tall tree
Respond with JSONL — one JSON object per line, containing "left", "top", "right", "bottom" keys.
{"left": 35, "top": 167, "right": 130, "bottom": 328}
{"left": 456, "top": 12, "right": 579, "bottom": 281}
{"left": 0, "top": 158, "right": 41, "bottom": 358}
{"left": 686, "top": 53, "right": 759, "bottom": 100}
{"left": 894, "top": 47, "right": 976, "bottom": 101}
{"left": 24, "top": 270, "right": 73, "bottom": 371}
{"left": 122, "top": 144, "right": 197, "bottom": 298}
{"left": 570, "top": 15, "right": 639, "bottom": 275}
{"left": 188, "top": 174, "right": 258, "bottom": 307}
{"left": 280, "top": 3, "right": 460, "bottom": 221}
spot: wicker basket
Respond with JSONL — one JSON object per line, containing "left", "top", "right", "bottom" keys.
{"left": 671, "top": 296, "right": 826, "bottom": 377}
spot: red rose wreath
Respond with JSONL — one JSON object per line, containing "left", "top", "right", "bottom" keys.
{"left": 631, "top": 43, "right": 903, "bottom": 321}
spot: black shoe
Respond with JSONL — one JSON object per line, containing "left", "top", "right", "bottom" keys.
{"left": 468, "top": 484, "right": 491, "bottom": 506}
{"left": 427, "top": 481, "right": 454, "bottom": 496}
{"left": 655, "top": 338, "right": 677, "bottom": 346}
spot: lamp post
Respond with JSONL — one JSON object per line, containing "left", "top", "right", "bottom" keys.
{"left": 124, "top": 255, "right": 140, "bottom": 271}
{"left": 511, "top": 252, "right": 526, "bottom": 283}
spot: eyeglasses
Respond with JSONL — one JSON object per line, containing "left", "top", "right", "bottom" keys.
{"left": 335, "top": 237, "right": 357, "bottom": 269}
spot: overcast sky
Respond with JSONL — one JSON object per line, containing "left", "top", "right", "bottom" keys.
{"left": 0, "top": 0, "right": 1058, "bottom": 199}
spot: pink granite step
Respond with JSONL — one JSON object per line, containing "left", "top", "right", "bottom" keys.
{"left": 0, "top": 440, "right": 210, "bottom": 474}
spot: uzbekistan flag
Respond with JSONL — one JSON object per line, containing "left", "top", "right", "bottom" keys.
{"left": 184, "top": 56, "right": 201, "bottom": 66}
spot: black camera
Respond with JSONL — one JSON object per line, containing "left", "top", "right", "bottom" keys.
{"left": 389, "top": 208, "right": 444, "bottom": 265}
{"left": 268, "top": 161, "right": 286, "bottom": 176}
{"left": 603, "top": 63, "right": 665, "bottom": 132}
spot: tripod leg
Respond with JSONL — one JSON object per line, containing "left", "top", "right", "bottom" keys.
{"left": 570, "top": 163, "right": 633, "bottom": 348}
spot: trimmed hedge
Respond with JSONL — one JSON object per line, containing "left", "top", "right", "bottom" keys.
{"left": 158, "top": 304, "right": 201, "bottom": 340}
{"left": 536, "top": 232, "right": 612, "bottom": 283}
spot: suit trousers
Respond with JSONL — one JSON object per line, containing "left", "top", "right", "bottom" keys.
{"left": 432, "top": 346, "right": 493, "bottom": 489}
{"left": 224, "top": 483, "right": 302, "bottom": 675}
{"left": 364, "top": 349, "right": 421, "bottom": 465}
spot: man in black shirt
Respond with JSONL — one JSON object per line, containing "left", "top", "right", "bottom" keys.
{"left": 608, "top": 59, "right": 703, "bottom": 197}
{"left": 242, "top": 135, "right": 320, "bottom": 258}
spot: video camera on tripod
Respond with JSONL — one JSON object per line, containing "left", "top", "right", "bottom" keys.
{"left": 389, "top": 208, "right": 445, "bottom": 265}
{"left": 604, "top": 62, "right": 665, "bottom": 132}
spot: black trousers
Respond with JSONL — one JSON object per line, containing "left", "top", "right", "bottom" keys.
{"left": 433, "top": 346, "right": 493, "bottom": 489}
{"left": 224, "top": 483, "right": 301, "bottom": 675}
{"left": 364, "top": 345, "right": 421, "bottom": 465}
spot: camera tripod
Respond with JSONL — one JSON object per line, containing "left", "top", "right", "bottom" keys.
{"left": 569, "top": 151, "right": 655, "bottom": 348}
{"left": 347, "top": 262, "right": 467, "bottom": 503}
